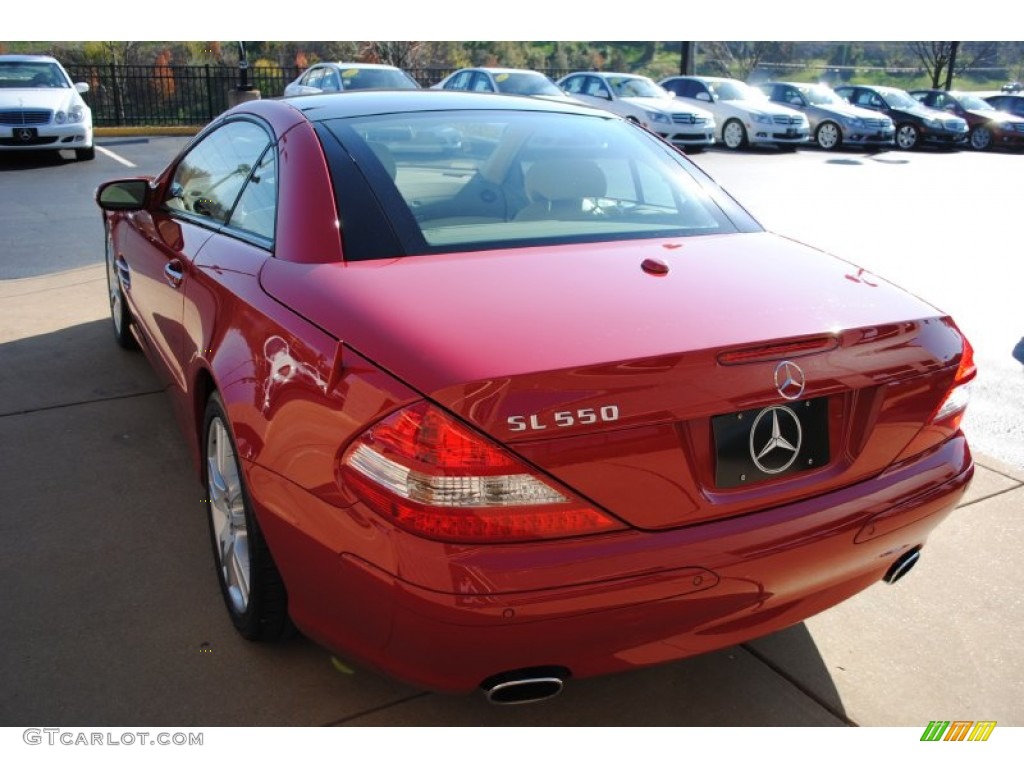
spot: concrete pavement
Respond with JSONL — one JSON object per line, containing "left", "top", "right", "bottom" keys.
{"left": 1, "top": 264, "right": 1021, "bottom": 727}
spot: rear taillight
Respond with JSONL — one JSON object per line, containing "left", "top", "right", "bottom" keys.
{"left": 931, "top": 336, "right": 976, "bottom": 431}
{"left": 339, "top": 402, "right": 624, "bottom": 543}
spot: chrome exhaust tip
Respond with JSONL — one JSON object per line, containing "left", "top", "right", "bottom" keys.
{"left": 481, "top": 667, "right": 569, "bottom": 705}
{"left": 884, "top": 547, "right": 921, "bottom": 585}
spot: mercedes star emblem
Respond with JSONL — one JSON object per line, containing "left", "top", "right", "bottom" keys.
{"left": 17, "top": 128, "right": 32, "bottom": 141}
{"left": 749, "top": 405, "right": 803, "bottom": 475}
{"left": 774, "top": 360, "right": 806, "bottom": 401}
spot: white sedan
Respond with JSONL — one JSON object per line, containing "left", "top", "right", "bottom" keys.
{"left": 660, "top": 75, "right": 809, "bottom": 150}
{"left": 0, "top": 54, "right": 93, "bottom": 161}
{"left": 557, "top": 71, "right": 716, "bottom": 151}
{"left": 283, "top": 62, "right": 420, "bottom": 97}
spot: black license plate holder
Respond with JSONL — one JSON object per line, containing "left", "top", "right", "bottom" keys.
{"left": 713, "top": 397, "right": 830, "bottom": 489}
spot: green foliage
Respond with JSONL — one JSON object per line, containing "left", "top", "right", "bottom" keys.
{"left": 2, "top": 41, "right": 1021, "bottom": 92}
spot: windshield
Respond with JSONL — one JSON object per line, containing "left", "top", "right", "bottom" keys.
{"left": 341, "top": 68, "right": 418, "bottom": 90}
{"left": 877, "top": 88, "right": 919, "bottom": 109}
{"left": 493, "top": 72, "right": 563, "bottom": 97}
{"left": 327, "top": 110, "right": 746, "bottom": 257}
{"left": 0, "top": 61, "right": 69, "bottom": 88}
{"left": 605, "top": 76, "right": 666, "bottom": 99}
{"left": 954, "top": 94, "right": 994, "bottom": 110}
{"left": 800, "top": 85, "right": 841, "bottom": 106}
{"left": 709, "top": 80, "right": 766, "bottom": 102}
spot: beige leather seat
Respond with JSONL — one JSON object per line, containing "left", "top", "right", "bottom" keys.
{"left": 515, "top": 159, "right": 606, "bottom": 221}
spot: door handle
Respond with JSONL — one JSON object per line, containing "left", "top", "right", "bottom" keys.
{"left": 164, "top": 260, "right": 184, "bottom": 288}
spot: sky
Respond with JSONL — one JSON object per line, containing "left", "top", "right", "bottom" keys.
{"left": 6, "top": 3, "right": 1016, "bottom": 45}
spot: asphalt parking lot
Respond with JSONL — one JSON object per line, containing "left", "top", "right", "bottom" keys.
{"left": 1, "top": 137, "right": 1022, "bottom": 729}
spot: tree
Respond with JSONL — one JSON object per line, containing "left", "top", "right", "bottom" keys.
{"left": 912, "top": 41, "right": 1000, "bottom": 88}
{"left": 362, "top": 42, "right": 425, "bottom": 69}
{"left": 912, "top": 42, "right": 958, "bottom": 88}
{"left": 700, "top": 42, "right": 774, "bottom": 80}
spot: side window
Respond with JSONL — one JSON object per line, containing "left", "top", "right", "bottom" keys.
{"left": 321, "top": 69, "right": 341, "bottom": 92}
{"left": 682, "top": 81, "right": 710, "bottom": 101}
{"left": 561, "top": 76, "right": 584, "bottom": 95}
{"left": 164, "top": 121, "right": 271, "bottom": 225}
{"left": 470, "top": 72, "right": 494, "bottom": 92}
{"left": 585, "top": 77, "right": 611, "bottom": 99}
{"left": 784, "top": 87, "right": 802, "bottom": 106}
{"left": 445, "top": 70, "right": 472, "bottom": 90}
{"left": 226, "top": 148, "right": 277, "bottom": 243}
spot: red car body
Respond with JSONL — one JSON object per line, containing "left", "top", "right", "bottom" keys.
{"left": 97, "top": 92, "right": 974, "bottom": 701}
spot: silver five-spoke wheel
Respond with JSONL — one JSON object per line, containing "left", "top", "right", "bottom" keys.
{"left": 207, "top": 414, "right": 250, "bottom": 614}
{"left": 203, "top": 392, "right": 289, "bottom": 640}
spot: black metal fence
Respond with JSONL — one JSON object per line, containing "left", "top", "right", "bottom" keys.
{"left": 64, "top": 64, "right": 575, "bottom": 127}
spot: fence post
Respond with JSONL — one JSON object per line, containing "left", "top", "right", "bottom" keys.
{"left": 206, "top": 65, "right": 215, "bottom": 122}
{"left": 109, "top": 63, "right": 123, "bottom": 127}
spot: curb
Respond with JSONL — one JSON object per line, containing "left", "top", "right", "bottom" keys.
{"left": 95, "top": 126, "right": 201, "bottom": 138}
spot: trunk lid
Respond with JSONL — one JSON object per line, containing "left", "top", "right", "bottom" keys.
{"left": 261, "top": 232, "right": 964, "bottom": 529}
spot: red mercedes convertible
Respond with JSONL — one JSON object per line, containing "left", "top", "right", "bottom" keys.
{"left": 96, "top": 91, "right": 975, "bottom": 703}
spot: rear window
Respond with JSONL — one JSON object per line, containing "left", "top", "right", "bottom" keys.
{"left": 324, "top": 110, "right": 748, "bottom": 255}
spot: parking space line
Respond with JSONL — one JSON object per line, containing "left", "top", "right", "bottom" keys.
{"left": 96, "top": 145, "right": 137, "bottom": 168}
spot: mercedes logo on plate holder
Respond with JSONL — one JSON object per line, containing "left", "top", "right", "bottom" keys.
{"left": 749, "top": 406, "right": 803, "bottom": 474}
{"left": 774, "top": 360, "right": 806, "bottom": 400}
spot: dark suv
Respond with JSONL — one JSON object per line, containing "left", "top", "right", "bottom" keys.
{"left": 910, "top": 89, "right": 1024, "bottom": 151}
{"left": 834, "top": 85, "right": 968, "bottom": 150}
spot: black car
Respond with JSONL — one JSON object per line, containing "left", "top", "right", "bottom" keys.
{"left": 834, "top": 85, "right": 969, "bottom": 150}
{"left": 910, "top": 89, "right": 1024, "bottom": 151}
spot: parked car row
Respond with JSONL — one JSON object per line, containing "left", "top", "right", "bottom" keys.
{"left": 7, "top": 52, "right": 1021, "bottom": 164}
{"left": 292, "top": 61, "right": 1024, "bottom": 156}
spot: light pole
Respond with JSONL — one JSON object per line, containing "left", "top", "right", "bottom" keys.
{"left": 228, "top": 41, "right": 261, "bottom": 107}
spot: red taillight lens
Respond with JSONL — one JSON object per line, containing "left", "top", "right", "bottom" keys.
{"left": 340, "top": 402, "right": 624, "bottom": 543}
{"left": 931, "top": 336, "right": 976, "bottom": 430}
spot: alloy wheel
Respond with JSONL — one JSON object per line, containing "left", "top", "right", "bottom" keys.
{"left": 723, "top": 120, "right": 747, "bottom": 149}
{"left": 816, "top": 122, "right": 841, "bottom": 150}
{"left": 207, "top": 416, "right": 250, "bottom": 614}
{"left": 896, "top": 124, "right": 919, "bottom": 150}
{"left": 970, "top": 125, "right": 993, "bottom": 150}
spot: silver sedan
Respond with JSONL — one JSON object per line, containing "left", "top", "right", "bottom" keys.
{"left": 758, "top": 81, "right": 894, "bottom": 150}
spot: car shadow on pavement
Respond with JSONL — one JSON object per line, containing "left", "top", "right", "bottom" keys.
{"left": 0, "top": 319, "right": 850, "bottom": 727}
{"left": 0, "top": 150, "right": 81, "bottom": 170}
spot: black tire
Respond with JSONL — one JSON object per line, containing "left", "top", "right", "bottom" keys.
{"left": 105, "top": 226, "right": 138, "bottom": 350}
{"left": 76, "top": 146, "right": 95, "bottom": 161}
{"left": 203, "top": 392, "right": 290, "bottom": 641}
{"left": 815, "top": 121, "right": 843, "bottom": 150}
{"left": 895, "top": 123, "right": 920, "bottom": 150}
{"left": 722, "top": 119, "right": 748, "bottom": 150}
{"left": 969, "top": 124, "right": 994, "bottom": 151}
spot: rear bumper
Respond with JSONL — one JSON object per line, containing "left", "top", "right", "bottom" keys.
{"left": 251, "top": 434, "right": 972, "bottom": 693}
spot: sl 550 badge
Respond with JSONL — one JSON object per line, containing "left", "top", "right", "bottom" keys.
{"left": 508, "top": 405, "right": 620, "bottom": 432}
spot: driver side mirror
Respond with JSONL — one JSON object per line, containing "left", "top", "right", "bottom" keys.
{"left": 96, "top": 178, "right": 152, "bottom": 211}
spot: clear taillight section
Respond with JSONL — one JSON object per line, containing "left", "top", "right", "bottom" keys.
{"left": 931, "top": 336, "right": 976, "bottom": 431}
{"left": 340, "top": 402, "right": 624, "bottom": 543}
